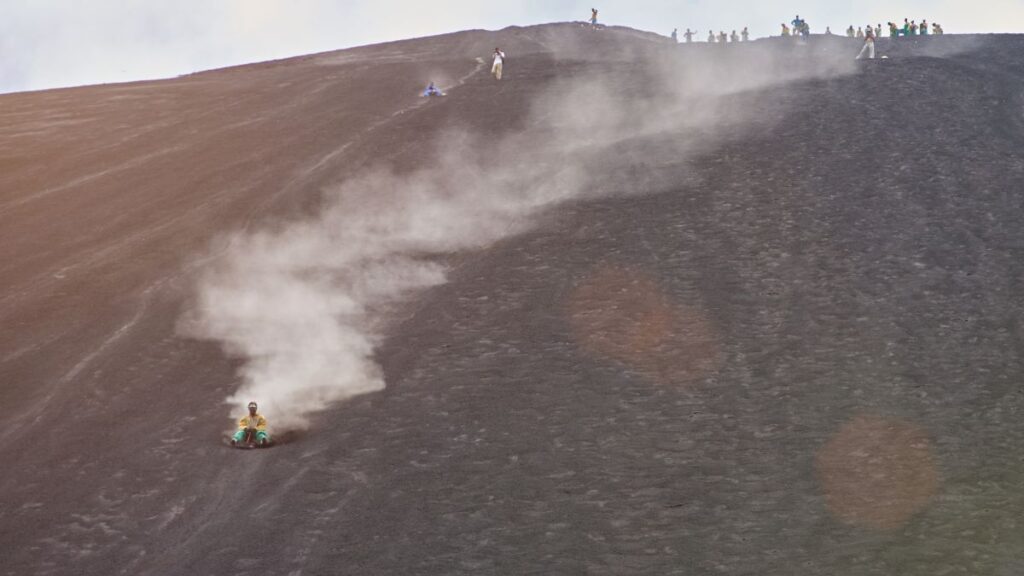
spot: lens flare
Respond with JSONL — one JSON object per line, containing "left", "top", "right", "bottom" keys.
{"left": 567, "top": 264, "right": 720, "bottom": 385}
{"left": 816, "top": 413, "right": 939, "bottom": 530}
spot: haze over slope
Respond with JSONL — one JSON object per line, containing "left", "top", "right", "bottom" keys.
{"left": 2, "top": 23, "right": 1024, "bottom": 575}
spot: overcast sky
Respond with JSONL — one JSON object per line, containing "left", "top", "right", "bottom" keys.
{"left": 2, "top": 1, "right": 1021, "bottom": 94}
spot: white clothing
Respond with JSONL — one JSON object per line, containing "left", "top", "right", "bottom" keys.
{"left": 491, "top": 51, "right": 505, "bottom": 80}
{"left": 856, "top": 38, "right": 875, "bottom": 60}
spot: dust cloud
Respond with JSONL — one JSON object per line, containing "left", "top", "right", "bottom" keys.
{"left": 185, "top": 33, "right": 859, "bottom": 431}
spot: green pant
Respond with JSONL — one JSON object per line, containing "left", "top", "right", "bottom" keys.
{"left": 233, "top": 429, "right": 270, "bottom": 444}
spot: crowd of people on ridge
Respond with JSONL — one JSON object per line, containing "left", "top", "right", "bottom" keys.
{"left": 420, "top": 9, "right": 954, "bottom": 96}
{"left": 667, "top": 12, "right": 948, "bottom": 46}
{"left": 844, "top": 17, "right": 946, "bottom": 60}
{"left": 673, "top": 27, "right": 751, "bottom": 43}
{"left": 844, "top": 19, "right": 944, "bottom": 38}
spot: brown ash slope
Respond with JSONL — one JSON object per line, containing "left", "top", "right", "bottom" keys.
{"left": 2, "top": 24, "right": 1024, "bottom": 575}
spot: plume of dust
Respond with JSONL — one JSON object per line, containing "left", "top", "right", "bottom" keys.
{"left": 185, "top": 33, "right": 866, "bottom": 432}
{"left": 188, "top": 129, "right": 585, "bottom": 431}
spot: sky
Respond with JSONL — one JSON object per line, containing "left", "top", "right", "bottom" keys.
{"left": 1, "top": 1, "right": 1022, "bottom": 94}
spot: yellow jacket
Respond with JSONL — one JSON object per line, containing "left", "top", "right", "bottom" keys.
{"left": 238, "top": 413, "right": 268, "bottom": 431}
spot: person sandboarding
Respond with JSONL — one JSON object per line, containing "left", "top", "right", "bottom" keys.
{"left": 422, "top": 82, "right": 445, "bottom": 97}
{"left": 231, "top": 401, "right": 271, "bottom": 448}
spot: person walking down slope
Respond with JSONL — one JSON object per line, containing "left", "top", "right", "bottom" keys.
{"left": 856, "top": 27, "right": 876, "bottom": 60}
{"left": 491, "top": 47, "right": 505, "bottom": 80}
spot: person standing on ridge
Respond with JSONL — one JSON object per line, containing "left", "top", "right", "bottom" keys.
{"left": 846, "top": 25, "right": 855, "bottom": 37}
{"left": 781, "top": 23, "right": 791, "bottom": 36}
{"left": 232, "top": 401, "right": 270, "bottom": 447}
{"left": 730, "top": 30, "right": 739, "bottom": 42}
{"left": 718, "top": 31, "right": 728, "bottom": 43}
{"left": 825, "top": 26, "right": 833, "bottom": 35}
{"left": 856, "top": 26, "right": 865, "bottom": 39}
{"left": 920, "top": 20, "right": 929, "bottom": 35}
{"left": 590, "top": 8, "right": 599, "bottom": 27}
{"left": 741, "top": 27, "right": 749, "bottom": 41}
{"left": 671, "top": 28, "right": 678, "bottom": 42}
{"left": 491, "top": 47, "right": 505, "bottom": 80}
{"left": 708, "top": 30, "right": 715, "bottom": 42}
{"left": 684, "top": 28, "right": 695, "bottom": 43}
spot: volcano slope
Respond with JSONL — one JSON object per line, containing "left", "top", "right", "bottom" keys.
{"left": 4, "top": 24, "right": 1024, "bottom": 575}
